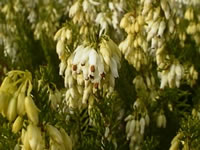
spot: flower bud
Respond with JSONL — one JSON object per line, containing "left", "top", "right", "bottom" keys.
{"left": 0, "top": 77, "right": 11, "bottom": 91}
{"left": 126, "top": 120, "right": 131, "bottom": 134}
{"left": 17, "top": 92, "right": 26, "bottom": 116}
{"left": 56, "top": 40, "right": 65, "bottom": 58}
{"left": 22, "top": 130, "right": 31, "bottom": 150}
{"left": 158, "top": 20, "right": 166, "bottom": 37}
{"left": 120, "top": 16, "right": 128, "bottom": 29}
{"left": 46, "top": 124, "right": 63, "bottom": 144}
{"left": 60, "top": 128, "right": 72, "bottom": 150}
{"left": 157, "top": 114, "right": 163, "bottom": 128}
{"left": 27, "top": 124, "right": 44, "bottom": 150}
{"left": 82, "top": 84, "right": 92, "bottom": 104}
{"left": 0, "top": 91, "right": 10, "bottom": 117}
{"left": 140, "top": 117, "right": 145, "bottom": 135}
{"left": 147, "top": 20, "right": 160, "bottom": 41}
{"left": 25, "top": 96, "right": 39, "bottom": 125}
{"left": 7, "top": 96, "right": 17, "bottom": 121}
{"left": 169, "top": 141, "right": 179, "bottom": 150}
{"left": 127, "top": 120, "right": 136, "bottom": 138}
{"left": 12, "top": 116, "right": 23, "bottom": 133}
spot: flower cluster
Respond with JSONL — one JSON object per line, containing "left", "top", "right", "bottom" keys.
{"left": 55, "top": 35, "right": 121, "bottom": 108}
{"left": 159, "top": 60, "right": 184, "bottom": 89}
{"left": 156, "top": 110, "right": 167, "bottom": 128}
{"left": 46, "top": 124, "right": 72, "bottom": 150}
{"left": 125, "top": 98, "right": 150, "bottom": 150}
{"left": 69, "top": 0, "right": 126, "bottom": 37}
{"left": 185, "top": 65, "right": 198, "bottom": 87}
{"left": 119, "top": 13, "right": 149, "bottom": 71}
{"left": 48, "top": 87, "right": 62, "bottom": 110}
{"left": 20, "top": 123, "right": 72, "bottom": 150}
{"left": 169, "top": 132, "right": 183, "bottom": 150}
{"left": 21, "top": 124, "right": 45, "bottom": 150}
{"left": 0, "top": 71, "right": 39, "bottom": 125}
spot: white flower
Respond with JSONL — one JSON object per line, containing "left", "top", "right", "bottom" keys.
{"left": 88, "top": 49, "right": 98, "bottom": 67}
{"left": 175, "top": 63, "right": 183, "bottom": 80}
{"left": 59, "top": 61, "right": 66, "bottom": 76}
{"left": 69, "top": 1, "right": 80, "bottom": 18}
{"left": 140, "top": 117, "right": 145, "bottom": 135}
{"left": 110, "top": 57, "right": 119, "bottom": 78}
{"left": 96, "top": 13, "right": 111, "bottom": 36}
{"left": 56, "top": 40, "right": 65, "bottom": 58}
{"left": 168, "top": 64, "right": 176, "bottom": 88}
{"left": 83, "top": 0, "right": 90, "bottom": 12}
{"left": 72, "top": 45, "right": 85, "bottom": 65}
{"left": 88, "top": 0, "right": 100, "bottom": 5}
{"left": 147, "top": 20, "right": 160, "bottom": 41}
{"left": 160, "top": 70, "right": 168, "bottom": 89}
{"left": 158, "top": 20, "right": 166, "bottom": 37}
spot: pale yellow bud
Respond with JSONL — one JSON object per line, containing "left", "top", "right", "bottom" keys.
{"left": 169, "top": 141, "right": 180, "bottom": 150}
{"left": 65, "top": 29, "right": 72, "bottom": 40}
{"left": 140, "top": 117, "right": 145, "bottom": 135}
{"left": 12, "top": 116, "right": 23, "bottom": 133}
{"left": 134, "top": 22, "right": 139, "bottom": 33}
{"left": 153, "top": 7, "right": 160, "bottom": 21}
{"left": 82, "top": 84, "right": 92, "bottom": 104}
{"left": 84, "top": 26, "right": 88, "bottom": 35}
{"left": 80, "top": 26, "right": 85, "bottom": 35}
{"left": 171, "top": 132, "right": 183, "bottom": 145}
{"left": 7, "top": 96, "right": 17, "bottom": 121}
{"left": 120, "top": 16, "right": 129, "bottom": 29}
{"left": 125, "top": 120, "right": 131, "bottom": 134}
{"left": 147, "top": 20, "right": 160, "bottom": 41}
{"left": 157, "top": 114, "right": 163, "bottom": 128}
{"left": 56, "top": 40, "right": 65, "bottom": 58}
{"left": 27, "top": 124, "right": 44, "bottom": 150}
{"left": 69, "top": 1, "right": 80, "bottom": 18}
{"left": 25, "top": 96, "right": 39, "bottom": 125}
{"left": 146, "top": 75, "right": 151, "bottom": 89}
{"left": 100, "top": 40, "right": 112, "bottom": 66}
{"left": 127, "top": 120, "right": 136, "bottom": 138}
{"left": 46, "top": 124, "right": 63, "bottom": 144}
{"left": 145, "top": 9, "right": 153, "bottom": 21}
{"left": 137, "top": 15, "right": 144, "bottom": 25}
{"left": 0, "top": 91, "right": 10, "bottom": 117}
{"left": 23, "top": 131, "right": 31, "bottom": 150}
{"left": 17, "top": 92, "right": 26, "bottom": 116}
{"left": 0, "top": 77, "right": 11, "bottom": 91}
{"left": 54, "top": 28, "right": 63, "bottom": 41}
{"left": 60, "top": 128, "right": 72, "bottom": 150}
{"left": 184, "top": 8, "right": 190, "bottom": 20}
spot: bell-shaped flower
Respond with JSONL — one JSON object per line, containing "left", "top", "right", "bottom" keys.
{"left": 25, "top": 96, "right": 40, "bottom": 125}
{"left": 46, "top": 124, "right": 64, "bottom": 144}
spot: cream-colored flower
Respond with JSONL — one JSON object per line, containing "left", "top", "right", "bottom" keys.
{"left": 12, "top": 116, "right": 23, "bottom": 133}
{"left": 25, "top": 96, "right": 40, "bottom": 125}
{"left": 46, "top": 124, "right": 64, "bottom": 144}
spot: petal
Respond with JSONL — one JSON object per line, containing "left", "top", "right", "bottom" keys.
{"left": 110, "top": 57, "right": 119, "bottom": 78}
{"left": 89, "top": 49, "right": 98, "bottom": 66}
{"left": 72, "top": 45, "right": 84, "bottom": 65}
